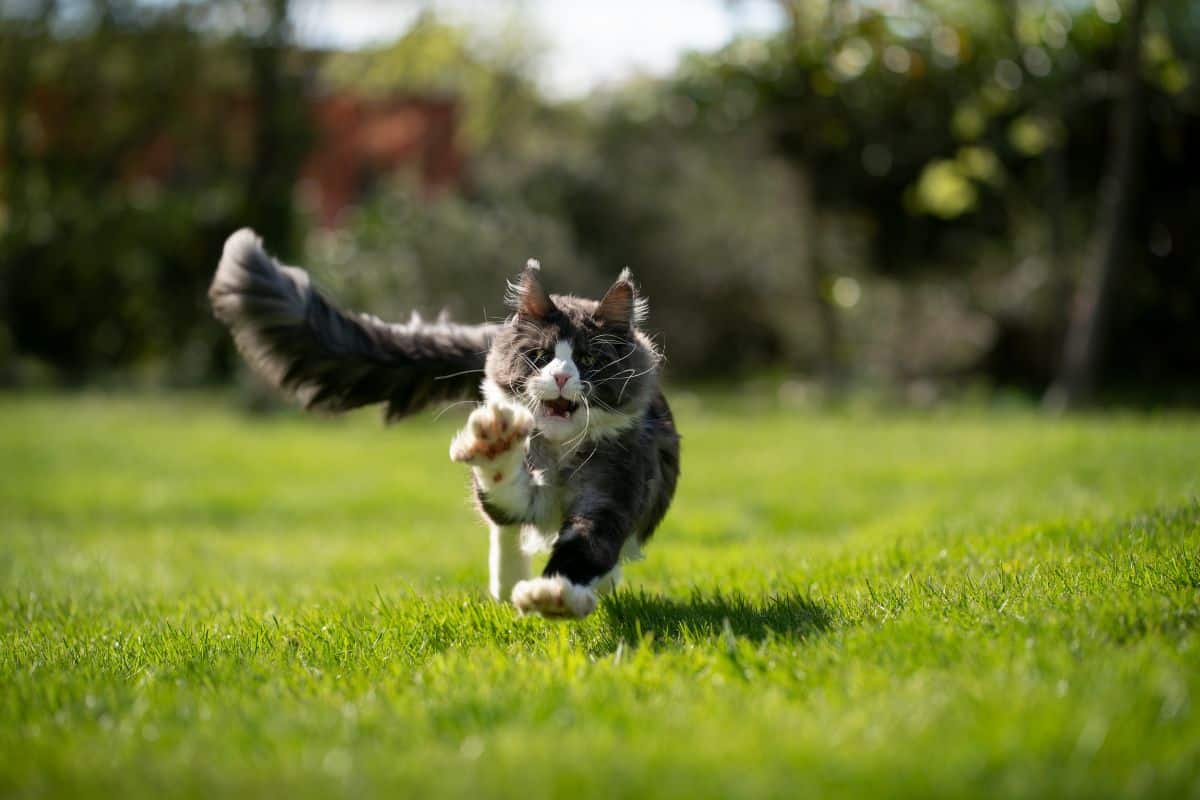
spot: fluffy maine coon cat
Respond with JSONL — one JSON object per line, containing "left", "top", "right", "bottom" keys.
{"left": 209, "top": 229, "right": 680, "bottom": 619}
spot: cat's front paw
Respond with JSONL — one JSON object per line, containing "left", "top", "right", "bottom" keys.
{"left": 449, "top": 402, "right": 533, "bottom": 466}
{"left": 511, "top": 576, "right": 597, "bottom": 619}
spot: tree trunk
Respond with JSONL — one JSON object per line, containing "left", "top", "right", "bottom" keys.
{"left": 793, "top": 163, "right": 844, "bottom": 393}
{"left": 245, "top": 0, "right": 303, "bottom": 257}
{"left": 1038, "top": 136, "right": 1075, "bottom": 385}
{"left": 1045, "top": 0, "right": 1149, "bottom": 410}
{"left": 0, "top": 2, "right": 55, "bottom": 381}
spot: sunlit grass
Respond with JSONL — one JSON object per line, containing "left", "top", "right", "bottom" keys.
{"left": 1, "top": 393, "right": 1198, "bottom": 798}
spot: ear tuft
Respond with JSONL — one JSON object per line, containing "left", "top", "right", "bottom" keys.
{"left": 506, "top": 259, "right": 556, "bottom": 319}
{"left": 594, "top": 268, "right": 647, "bottom": 328}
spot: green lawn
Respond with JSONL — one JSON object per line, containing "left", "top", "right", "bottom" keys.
{"left": 1, "top": 393, "right": 1198, "bottom": 798}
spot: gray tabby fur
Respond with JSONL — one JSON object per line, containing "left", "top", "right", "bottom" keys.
{"left": 210, "top": 228, "right": 496, "bottom": 420}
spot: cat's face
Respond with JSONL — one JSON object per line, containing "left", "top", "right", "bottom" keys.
{"left": 485, "top": 262, "right": 656, "bottom": 443}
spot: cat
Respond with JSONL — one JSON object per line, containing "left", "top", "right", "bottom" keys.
{"left": 209, "top": 229, "right": 680, "bottom": 618}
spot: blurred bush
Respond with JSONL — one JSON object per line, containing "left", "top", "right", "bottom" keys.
{"left": 0, "top": 0, "right": 308, "bottom": 384}
{"left": 304, "top": 177, "right": 593, "bottom": 327}
{"left": 1, "top": 0, "right": 1198, "bottom": 404}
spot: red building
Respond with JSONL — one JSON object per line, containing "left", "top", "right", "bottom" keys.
{"left": 6, "top": 85, "right": 464, "bottom": 230}
{"left": 302, "top": 93, "right": 463, "bottom": 227}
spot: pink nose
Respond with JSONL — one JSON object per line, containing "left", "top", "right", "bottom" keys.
{"left": 553, "top": 373, "right": 570, "bottom": 390}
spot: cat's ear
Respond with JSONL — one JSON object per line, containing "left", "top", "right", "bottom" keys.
{"left": 594, "top": 268, "right": 646, "bottom": 328}
{"left": 508, "top": 258, "right": 556, "bottom": 319}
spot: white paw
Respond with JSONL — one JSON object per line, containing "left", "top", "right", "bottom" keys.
{"left": 449, "top": 402, "right": 533, "bottom": 468}
{"left": 511, "top": 576, "right": 597, "bottom": 619}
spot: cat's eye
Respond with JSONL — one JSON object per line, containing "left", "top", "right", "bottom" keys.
{"left": 579, "top": 354, "right": 596, "bottom": 368}
{"left": 531, "top": 348, "right": 547, "bottom": 364}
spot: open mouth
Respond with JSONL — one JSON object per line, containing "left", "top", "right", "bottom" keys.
{"left": 540, "top": 397, "right": 578, "bottom": 419}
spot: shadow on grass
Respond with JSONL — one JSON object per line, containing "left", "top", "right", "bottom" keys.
{"left": 601, "top": 589, "right": 835, "bottom": 647}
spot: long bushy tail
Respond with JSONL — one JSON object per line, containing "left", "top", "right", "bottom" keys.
{"left": 210, "top": 228, "right": 497, "bottom": 420}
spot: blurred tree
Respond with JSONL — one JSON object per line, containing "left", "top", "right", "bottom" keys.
{"left": 1, "top": 0, "right": 1197, "bottom": 398}
{"left": 0, "top": 1, "right": 53, "bottom": 379}
{"left": 705, "top": 0, "right": 1200, "bottom": 398}
{"left": 522, "top": 114, "right": 817, "bottom": 377}
{"left": 313, "top": 16, "right": 821, "bottom": 377}
{"left": 243, "top": 0, "right": 309, "bottom": 260}
{"left": 1047, "top": 0, "right": 1149, "bottom": 409}
{"left": 0, "top": 0, "right": 311, "bottom": 381}
{"left": 321, "top": 11, "right": 542, "bottom": 153}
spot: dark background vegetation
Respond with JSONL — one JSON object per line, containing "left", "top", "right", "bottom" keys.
{"left": 1, "top": 0, "right": 1197, "bottom": 408}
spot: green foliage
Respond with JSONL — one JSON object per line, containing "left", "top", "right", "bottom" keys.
{"left": 541, "top": 127, "right": 821, "bottom": 376}
{"left": 2, "top": 1, "right": 1199, "bottom": 393}
{"left": 304, "top": 176, "right": 594, "bottom": 326}
{"left": 651, "top": 0, "right": 1200, "bottom": 388}
{"left": 305, "top": 110, "right": 821, "bottom": 376}
{"left": 0, "top": 1, "right": 309, "bottom": 382}
{"left": 2, "top": 393, "right": 1199, "bottom": 796}
{"left": 321, "top": 11, "right": 543, "bottom": 148}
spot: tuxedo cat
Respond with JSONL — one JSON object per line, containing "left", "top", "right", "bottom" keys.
{"left": 210, "top": 229, "right": 679, "bottom": 618}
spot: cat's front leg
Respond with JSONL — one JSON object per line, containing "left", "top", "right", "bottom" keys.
{"left": 450, "top": 401, "right": 535, "bottom": 511}
{"left": 450, "top": 402, "right": 535, "bottom": 602}
{"left": 512, "top": 504, "right": 629, "bottom": 619}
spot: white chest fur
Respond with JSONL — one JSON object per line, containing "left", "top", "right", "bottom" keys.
{"left": 520, "top": 462, "right": 574, "bottom": 554}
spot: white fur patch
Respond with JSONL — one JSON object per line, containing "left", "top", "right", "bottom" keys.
{"left": 520, "top": 524, "right": 559, "bottom": 556}
{"left": 474, "top": 459, "right": 530, "bottom": 513}
{"left": 449, "top": 401, "right": 534, "bottom": 516}
{"left": 591, "top": 566, "right": 622, "bottom": 597}
{"left": 554, "top": 339, "right": 574, "bottom": 366}
{"left": 481, "top": 378, "right": 508, "bottom": 406}
{"left": 511, "top": 576, "right": 597, "bottom": 619}
{"left": 578, "top": 406, "right": 637, "bottom": 439}
{"left": 489, "top": 524, "right": 530, "bottom": 602}
{"left": 529, "top": 339, "right": 582, "bottom": 402}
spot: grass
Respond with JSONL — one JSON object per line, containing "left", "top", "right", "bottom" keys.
{"left": 1, "top": 392, "right": 1198, "bottom": 799}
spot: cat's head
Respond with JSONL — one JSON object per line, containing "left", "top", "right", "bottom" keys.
{"left": 485, "top": 260, "right": 658, "bottom": 443}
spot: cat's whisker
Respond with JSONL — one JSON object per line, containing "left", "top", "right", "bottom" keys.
{"left": 594, "top": 368, "right": 636, "bottom": 386}
{"left": 560, "top": 395, "right": 593, "bottom": 457}
{"left": 620, "top": 374, "right": 649, "bottom": 400}
{"left": 518, "top": 393, "right": 539, "bottom": 417}
{"left": 619, "top": 365, "right": 657, "bottom": 380}
{"left": 580, "top": 383, "right": 620, "bottom": 414}
{"left": 614, "top": 365, "right": 657, "bottom": 402}
{"left": 569, "top": 441, "right": 600, "bottom": 480}
{"left": 589, "top": 346, "right": 638, "bottom": 375}
{"left": 434, "top": 367, "right": 487, "bottom": 381}
{"left": 433, "top": 399, "right": 480, "bottom": 420}
{"left": 562, "top": 414, "right": 587, "bottom": 455}
{"left": 578, "top": 384, "right": 610, "bottom": 418}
